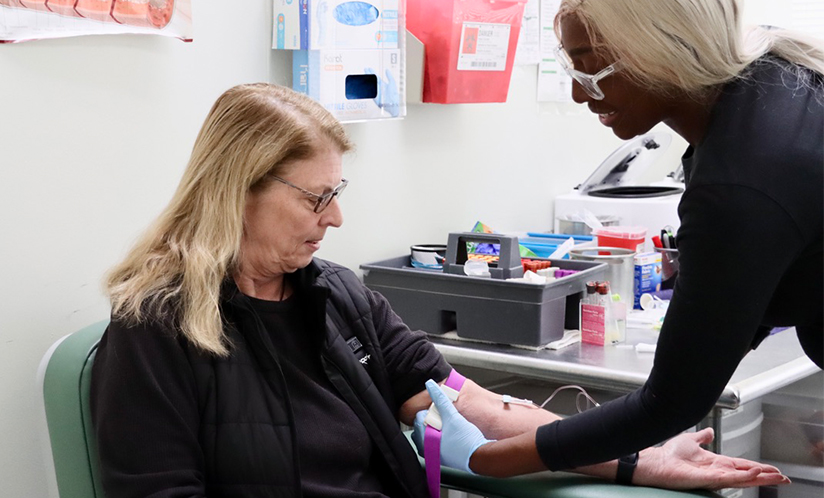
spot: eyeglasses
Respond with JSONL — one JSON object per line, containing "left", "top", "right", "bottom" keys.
{"left": 554, "top": 44, "right": 624, "bottom": 100}
{"left": 270, "top": 176, "right": 349, "bottom": 213}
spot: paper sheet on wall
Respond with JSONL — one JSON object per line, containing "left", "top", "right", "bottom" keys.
{"left": 514, "top": 0, "right": 540, "bottom": 65}
{"left": 539, "top": 0, "right": 560, "bottom": 58}
{"left": 538, "top": 59, "right": 572, "bottom": 102}
{"left": 537, "top": 0, "right": 571, "bottom": 102}
{"left": 0, "top": 1, "right": 192, "bottom": 43}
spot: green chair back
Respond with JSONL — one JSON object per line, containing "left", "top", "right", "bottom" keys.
{"left": 42, "top": 321, "right": 108, "bottom": 498}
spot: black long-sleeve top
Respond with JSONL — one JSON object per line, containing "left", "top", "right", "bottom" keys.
{"left": 537, "top": 56, "right": 824, "bottom": 470}
{"left": 91, "top": 271, "right": 451, "bottom": 497}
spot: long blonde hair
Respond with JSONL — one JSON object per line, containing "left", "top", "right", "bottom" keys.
{"left": 555, "top": 0, "right": 824, "bottom": 98}
{"left": 106, "top": 83, "right": 353, "bottom": 356}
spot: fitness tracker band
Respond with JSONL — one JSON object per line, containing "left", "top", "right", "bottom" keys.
{"left": 616, "top": 452, "right": 639, "bottom": 485}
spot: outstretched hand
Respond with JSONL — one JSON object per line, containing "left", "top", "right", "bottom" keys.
{"left": 633, "top": 428, "right": 790, "bottom": 490}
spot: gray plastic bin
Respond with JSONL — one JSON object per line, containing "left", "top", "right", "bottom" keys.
{"left": 361, "top": 233, "right": 607, "bottom": 347}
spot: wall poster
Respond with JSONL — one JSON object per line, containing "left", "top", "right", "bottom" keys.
{"left": 0, "top": 0, "right": 192, "bottom": 43}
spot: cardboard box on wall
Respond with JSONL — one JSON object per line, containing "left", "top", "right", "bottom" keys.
{"left": 274, "top": 0, "right": 399, "bottom": 50}
{"left": 293, "top": 48, "right": 405, "bottom": 122}
{"left": 272, "top": 0, "right": 307, "bottom": 49}
{"left": 310, "top": 0, "right": 399, "bottom": 49}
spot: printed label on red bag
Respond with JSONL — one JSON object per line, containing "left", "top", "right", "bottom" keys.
{"left": 457, "top": 22, "right": 510, "bottom": 71}
{"left": 581, "top": 303, "right": 606, "bottom": 346}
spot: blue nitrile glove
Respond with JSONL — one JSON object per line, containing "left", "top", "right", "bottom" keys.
{"left": 412, "top": 409, "right": 427, "bottom": 455}
{"left": 364, "top": 67, "right": 401, "bottom": 117}
{"left": 412, "top": 379, "right": 493, "bottom": 474}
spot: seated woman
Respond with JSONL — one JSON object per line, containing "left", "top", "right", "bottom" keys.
{"left": 90, "top": 83, "right": 787, "bottom": 498}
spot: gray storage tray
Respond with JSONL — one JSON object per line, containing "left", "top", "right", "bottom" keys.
{"left": 361, "top": 256, "right": 607, "bottom": 347}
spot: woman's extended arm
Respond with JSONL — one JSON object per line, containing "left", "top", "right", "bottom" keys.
{"left": 402, "top": 378, "right": 788, "bottom": 490}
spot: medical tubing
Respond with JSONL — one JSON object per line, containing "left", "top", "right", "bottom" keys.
{"left": 500, "top": 385, "right": 601, "bottom": 414}
{"left": 540, "top": 385, "right": 601, "bottom": 412}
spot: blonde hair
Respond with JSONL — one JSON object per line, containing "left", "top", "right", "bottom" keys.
{"left": 555, "top": 0, "right": 824, "bottom": 98}
{"left": 106, "top": 83, "right": 353, "bottom": 356}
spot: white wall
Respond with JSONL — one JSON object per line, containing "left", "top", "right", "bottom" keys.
{"left": 0, "top": 0, "right": 783, "bottom": 496}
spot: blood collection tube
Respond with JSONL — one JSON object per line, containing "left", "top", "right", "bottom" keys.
{"left": 111, "top": 0, "right": 149, "bottom": 26}
{"left": 46, "top": 0, "right": 82, "bottom": 17}
{"left": 0, "top": 0, "right": 27, "bottom": 8}
{"left": 147, "top": 0, "right": 173, "bottom": 28}
{"left": 585, "top": 281, "right": 597, "bottom": 304}
{"left": 75, "top": 0, "right": 115, "bottom": 21}
{"left": 18, "top": 0, "right": 50, "bottom": 11}
{"left": 596, "top": 282, "right": 610, "bottom": 307}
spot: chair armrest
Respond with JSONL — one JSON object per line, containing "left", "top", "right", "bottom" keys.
{"left": 404, "top": 432, "right": 719, "bottom": 498}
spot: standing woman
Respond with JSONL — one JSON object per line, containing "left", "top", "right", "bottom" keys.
{"left": 426, "top": 0, "right": 824, "bottom": 483}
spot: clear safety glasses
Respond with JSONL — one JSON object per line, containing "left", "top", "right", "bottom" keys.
{"left": 271, "top": 176, "right": 349, "bottom": 213}
{"left": 554, "top": 45, "right": 624, "bottom": 100}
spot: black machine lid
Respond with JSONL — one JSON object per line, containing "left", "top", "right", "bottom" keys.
{"left": 587, "top": 185, "right": 683, "bottom": 198}
{"left": 578, "top": 132, "right": 682, "bottom": 198}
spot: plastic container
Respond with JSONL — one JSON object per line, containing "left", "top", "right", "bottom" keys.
{"left": 556, "top": 215, "right": 621, "bottom": 235}
{"left": 761, "top": 372, "right": 824, "bottom": 468}
{"left": 654, "top": 246, "right": 679, "bottom": 282}
{"left": 520, "top": 233, "right": 594, "bottom": 258}
{"left": 361, "top": 233, "right": 608, "bottom": 347}
{"left": 579, "top": 281, "right": 625, "bottom": 346}
{"left": 407, "top": 0, "right": 527, "bottom": 103}
{"left": 568, "top": 247, "right": 635, "bottom": 308}
{"left": 717, "top": 401, "right": 765, "bottom": 498}
{"left": 410, "top": 244, "right": 447, "bottom": 269}
{"left": 526, "top": 232, "right": 594, "bottom": 243}
{"left": 593, "top": 226, "right": 647, "bottom": 253}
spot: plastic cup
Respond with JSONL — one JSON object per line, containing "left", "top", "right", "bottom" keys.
{"left": 653, "top": 246, "right": 679, "bottom": 282}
